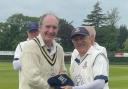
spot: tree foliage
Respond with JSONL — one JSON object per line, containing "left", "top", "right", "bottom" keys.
{"left": 58, "top": 19, "right": 74, "bottom": 51}
{"left": 82, "top": 2, "right": 124, "bottom": 51}
{"left": 0, "top": 14, "right": 74, "bottom": 51}
{"left": 117, "top": 25, "right": 128, "bottom": 49}
{"left": 0, "top": 6, "right": 127, "bottom": 52}
{"left": 82, "top": 1, "right": 107, "bottom": 28}
{"left": 0, "top": 13, "right": 39, "bottom": 50}
{"left": 96, "top": 26, "right": 118, "bottom": 51}
{"left": 106, "top": 8, "right": 120, "bottom": 26}
{"left": 123, "top": 39, "right": 128, "bottom": 52}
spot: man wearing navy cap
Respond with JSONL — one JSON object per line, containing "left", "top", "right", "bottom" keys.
{"left": 12, "top": 22, "right": 39, "bottom": 89}
{"left": 62, "top": 27, "right": 109, "bottom": 89}
{"left": 27, "top": 22, "right": 39, "bottom": 39}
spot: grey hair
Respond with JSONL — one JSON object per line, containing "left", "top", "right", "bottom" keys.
{"left": 39, "top": 12, "right": 59, "bottom": 26}
{"left": 84, "top": 26, "right": 96, "bottom": 39}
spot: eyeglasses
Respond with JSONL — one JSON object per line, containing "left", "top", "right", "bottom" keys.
{"left": 45, "top": 25, "right": 58, "bottom": 29}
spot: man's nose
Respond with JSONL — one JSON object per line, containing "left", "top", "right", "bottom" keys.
{"left": 49, "top": 28, "right": 54, "bottom": 32}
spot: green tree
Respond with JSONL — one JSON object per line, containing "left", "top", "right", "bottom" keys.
{"left": 123, "top": 39, "right": 128, "bottom": 52}
{"left": 107, "top": 8, "right": 120, "bottom": 26}
{"left": 0, "top": 14, "right": 75, "bottom": 51}
{"left": 0, "top": 22, "right": 9, "bottom": 50}
{"left": 57, "top": 19, "right": 74, "bottom": 51}
{"left": 82, "top": 1, "right": 107, "bottom": 28}
{"left": 96, "top": 26, "right": 118, "bottom": 51}
{"left": 117, "top": 25, "right": 128, "bottom": 49}
{"left": 0, "top": 13, "right": 39, "bottom": 50}
{"left": 7, "top": 13, "right": 39, "bottom": 50}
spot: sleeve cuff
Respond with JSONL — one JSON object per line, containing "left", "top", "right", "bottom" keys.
{"left": 94, "top": 75, "right": 108, "bottom": 83}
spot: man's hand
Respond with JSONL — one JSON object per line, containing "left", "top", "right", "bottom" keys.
{"left": 61, "top": 85, "right": 73, "bottom": 89}
{"left": 47, "top": 74, "right": 74, "bottom": 87}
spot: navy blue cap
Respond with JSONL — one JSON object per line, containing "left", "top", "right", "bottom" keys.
{"left": 47, "top": 74, "right": 74, "bottom": 89}
{"left": 71, "top": 27, "right": 89, "bottom": 39}
{"left": 27, "top": 22, "right": 39, "bottom": 32}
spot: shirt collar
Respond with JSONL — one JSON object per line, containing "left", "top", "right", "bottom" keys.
{"left": 76, "top": 46, "right": 96, "bottom": 62}
{"left": 86, "top": 46, "right": 94, "bottom": 54}
{"left": 37, "top": 34, "right": 57, "bottom": 55}
{"left": 77, "top": 46, "right": 94, "bottom": 59}
{"left": 38, "top": 34, "right": 45, "bottom": 46}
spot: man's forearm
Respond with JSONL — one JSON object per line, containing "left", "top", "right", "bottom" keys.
{"left": 73, "top": 79, "right": 105, "bottom": 89}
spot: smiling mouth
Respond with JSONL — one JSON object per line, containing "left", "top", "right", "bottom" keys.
{"left": 46, "top": 35, "right": 55, "bottom": 39}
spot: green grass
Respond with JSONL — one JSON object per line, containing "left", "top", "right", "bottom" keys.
{"left": 0, "top": 62, "right": 18, "bottom": 89}
{"left": 109, "top": 65, "right": 128, "bottom": 89}
{"left": 0, "top": 62, "right": 128, "bottom": 89}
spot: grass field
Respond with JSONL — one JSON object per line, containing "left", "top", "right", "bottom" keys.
{"left": 0, "top": 62, "right": 128, "bottom": 89}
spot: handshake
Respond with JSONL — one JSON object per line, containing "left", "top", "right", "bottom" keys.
{"left": 47, "top": 74, "right": 74, "bottom": 89}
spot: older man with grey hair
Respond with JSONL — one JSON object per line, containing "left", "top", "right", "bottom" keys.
{"left": 20, "top": 13, "right": 67, "bottom": 89}
{"left": 71, "top": 26, "right": 108, "bottom": 60}
{"left": 84, "top": 26, "right": 108, "bottom": 57}
{"left": 67, "top": 26, "right": 109, "bottom": 89}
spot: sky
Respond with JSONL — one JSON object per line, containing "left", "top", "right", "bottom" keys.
{"left": 0, "top": 0, "right": 128, "bottom": 27}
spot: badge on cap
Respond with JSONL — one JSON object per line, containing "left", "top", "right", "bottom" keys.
{"left": 75, "top": 28, "right": 80, "bottom": 33}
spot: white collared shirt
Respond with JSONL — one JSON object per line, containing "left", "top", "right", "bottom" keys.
{"left": 93, "top": 42, "right": 108, "bottom": 57}
{"left": 70, "top": 46, "right": 109, "bottom": 89}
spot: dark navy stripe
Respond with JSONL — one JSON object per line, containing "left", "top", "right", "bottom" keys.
{"left": 14, "top": 58, "right": 19, "bottom": 60}
{"left": 34, "top": 38, "right": 56, "bottom": 66}
{"left": 33, "top": 38, "right": 52, "bottom": 65}
{"left": 80, "top": 54, "right": 89, "bottom": 64}
{"left": 93, "top": 53, "right": 107, "bottom": 66}
{"left": 75, "top": 58, "right": 80, "bottom": 64}
{"left": 35, "top": 37, "right": 57, "bottom": 63}
{"left": 36, "top": 38, "right": 53, "bottom": 60}
{"left": 94, "top": 75, "right": 108, "bottom": 83}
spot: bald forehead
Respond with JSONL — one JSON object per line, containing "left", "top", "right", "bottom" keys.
{"left": 42, "top": 15, "right": 59, "bottom": 25}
